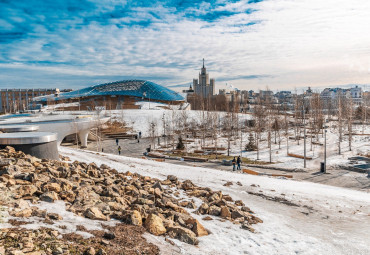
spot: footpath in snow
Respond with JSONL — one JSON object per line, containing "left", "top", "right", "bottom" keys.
{"left": 60, "top": 146, "right": 370, "bottom": 255}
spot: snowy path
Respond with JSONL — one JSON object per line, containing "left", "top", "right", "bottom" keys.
{"left": 60, "top": 146, "right": 370, "bottom": 255}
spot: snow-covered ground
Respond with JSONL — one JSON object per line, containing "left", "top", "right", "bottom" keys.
{"left": 107, "top": 108, "right": 369, "bottom": 171}
{"left": 108, "top": 108, "right": 252, "bottom": 137}
{"left": 60, "top": 146, "right": 370, "bottom": 255}
{"left": 135, "top": 101, "right": 172, "bottom": 110}
{"left": 0, "top": 201, "right": 117, "bottom": 238}
{"left": 35, "top": 107, "right": 368, "bottom": 171}
{"left": 42, "top": 102, "right": 80, "bottom": 111}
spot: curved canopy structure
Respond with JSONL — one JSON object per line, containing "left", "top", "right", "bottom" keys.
{"left": 35, "top": 80, "right": 184, "bottom": 102}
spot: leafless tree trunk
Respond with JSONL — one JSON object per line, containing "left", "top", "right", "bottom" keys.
{"left": 347, "top": 98, "right": 353, "bottom": 151}
{"left": 337, "top": 92, "right": 343, "bottom": 155}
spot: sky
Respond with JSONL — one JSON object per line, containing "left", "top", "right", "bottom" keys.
{"left": 1, "top": 0, "right": 370, "bottom": 92}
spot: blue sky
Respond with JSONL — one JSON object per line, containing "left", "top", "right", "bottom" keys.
{"left": 1, "top": 0, "right": 370, "bottom": 91}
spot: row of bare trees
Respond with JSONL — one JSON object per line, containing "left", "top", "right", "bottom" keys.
{"left": 142, "top": 89, "right": 368, "bottom": 166}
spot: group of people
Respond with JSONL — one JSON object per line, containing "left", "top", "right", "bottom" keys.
{"left": 115, "top": 131, "right": 142, "bottom": 155}
{"left": 232, "top": 156, "right": 242, "bottom": 171}
{"left": 116, "top": 139, "right": 122, "bottom": 155}
{"left": 114, "top": 133, "right": 242, "bottom": 172}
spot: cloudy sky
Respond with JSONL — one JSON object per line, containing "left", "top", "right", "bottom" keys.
{"left": 1, "top": 0, "right": 370, "bottom": 92}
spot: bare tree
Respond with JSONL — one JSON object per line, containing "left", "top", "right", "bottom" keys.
{"left": 337, "top": 91, "right": 344, "bottom": 154}
{"left": 284, "top": 110, "right": 290, "bottom": 155}
{"left": 346, "top": 97, "right": 354, "bottom": 151}
{"left": 253, "top": 93, "right": 266, "bottom": 160}
{"left": 223, "top": 111, "right": 233, "bottom": 156}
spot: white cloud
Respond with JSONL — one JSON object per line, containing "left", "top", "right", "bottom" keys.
{"left": 2, "top": 0, "right": 370, "bottom": 91}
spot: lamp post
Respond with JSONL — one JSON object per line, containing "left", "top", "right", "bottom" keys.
{"left": 240, "top": 127, "right": 243, "bottom": 158}
{"left": 303, "top": 96, "right": 306, "bottom": 168}
{"left": 324, "top": 125, "right": 328, "bottom": 173}
{"left": 162, "top": 113, "right": 166, "bottom": 146}
{"left": 151, "top": 122, "right": 155, "bottom": 148}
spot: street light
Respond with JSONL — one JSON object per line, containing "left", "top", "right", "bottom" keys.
{"left": 323, "top": 124, "right": 328, "bottom": 173}
{"left": 303, "top": 96, "right": 306, "bottom": 168}
{"left": 162, "top": 113, "right": 166, "bottom": 147}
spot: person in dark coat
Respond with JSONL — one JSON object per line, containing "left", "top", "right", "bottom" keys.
{"left": 116, "top": 139, "right": 119, "bottom": 145}
{"left": 232, "top": 157, "right": 236, "bottom": 171}
{"left": 237, "top": 156, "right": 242, "bottom": 170}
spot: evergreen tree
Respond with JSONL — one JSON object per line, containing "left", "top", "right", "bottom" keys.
{"left": 176, "top": 136, "right": 185, "bottom": 150}
{"left": 245, "top": 133, "right": 257, "bottom": 151}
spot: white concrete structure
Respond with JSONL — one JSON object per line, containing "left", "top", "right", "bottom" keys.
{"left": 0, "top": 113, "right": 109, "bottom": 147}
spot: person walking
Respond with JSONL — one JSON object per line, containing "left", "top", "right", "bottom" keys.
{"left": 116, "top": 138, "right": 119, "bottom": 145}
{"left": 237, "top": 156, "right": 242, "bottom": 170}
{"left": 139, "top": 131, "right": 142, "bottom": 139}
{"left": 232, "top": 157, "right": 236, "bottom": 171}
{"left": 118, "top": 146, "right": 121, "bottom": 155}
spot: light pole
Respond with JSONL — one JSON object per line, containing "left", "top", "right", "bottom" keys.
{"left": 240, "top": 127, "right": 243, "bottom": 158}
{"left": 151, "top": 122, "right": 155, "bottom": 148}
{"left": 303, "top": 96, "right": 306, "bottom": 168}
{"left": 162, "top": 113, "right": 166, "bottom": 146}
{"left": 324, "top": 125, "right": 328, "bottom": 173}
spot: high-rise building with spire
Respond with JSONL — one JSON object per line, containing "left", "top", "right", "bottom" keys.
{"left": 192, "top": 59, "right": 215, "bottom": 98}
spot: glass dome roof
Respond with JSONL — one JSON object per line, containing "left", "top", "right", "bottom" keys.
{"left": 36, "top": 80, "right": 184, "bottom": 102}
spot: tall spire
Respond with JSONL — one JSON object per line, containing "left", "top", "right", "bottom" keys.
{"left": 202, "top": 58, "right": 205, "bottom": 68}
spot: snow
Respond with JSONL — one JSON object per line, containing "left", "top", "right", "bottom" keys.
{"left": 106, "top": 108, "right": 369, "bottom": 171}
{"left": 59, "top": 146, "right": 370, "bottom": 255}
{"left": 42, "top": 102, "right": 80, "bottom": 111}
{"left": 135, "top": 101, "right": 170, "bottom": 110}
{"left": 108, "top": 109, "right": 252, "bottom": 138}
{"left": 1, "top": 200, "right": 116, "bottom": 239}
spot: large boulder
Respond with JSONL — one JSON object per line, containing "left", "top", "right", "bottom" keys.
{"left": 167, "top": 175, "right": 178, "bottom": 182}
{"left": 145, "top": 214, "right": 166, "bottom": 236}
{"left": 185, "top": 218, "right": 209, "bottom": 237}
{"left": 167, "top": 226, "right": 198, "bottom": 245}
{"left": 188, "top": 189, "right": 208, "bottom": 197}
{"left": 181, "top": 180, "right": 195, "bottom": 191}
{"left": 220, "top": 206, "right": 231, "bottom": 218}
{"left": 10, "top": 208, "right": 32, "bottom": 218}
{"left": 42, "top": 183, "right": 61, "bottom": 193}
{"left": 17, "top": 185, "right": 37, "bottom": 197}
{"left": 0, "top": 164, "right": 20, "bottom": 176}
{"left": 59, "top": 191, "right": 76, "bottom": 203}
{"left": 84, "top": 207, "right": 108, "bottom": 221}
{"left": 131, "top": 210, "right": 142, "bottom": 226}
{"left": 40, "top": 191, "right": 59, "bottom": 203}
{"left": 197, "top": 203, "right": 209, "bottom": 214}
{"left": 208, "top": 192, "right": 221, "bottom": 202}
{"left": 209, "top": 205, "right": 221, "bottom": 216}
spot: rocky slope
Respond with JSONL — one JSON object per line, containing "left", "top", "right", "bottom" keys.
{"left": 0, "top": 146, "right": 262, "bottom": 254}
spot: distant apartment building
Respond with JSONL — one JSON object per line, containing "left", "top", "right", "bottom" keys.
{"left": 350, "top": 86, "right": 363, "bottom": 105}
{"left": 0, "top": 88, "right": 70, "bottom": 113}
{"left": 320, "top": 86, "right": 363, "bottom": 105}
{"left": 192, "top": 59, "right": 215, "bottom": 98}
{"left": 276, "top": 91, "right": 293, "bottom": 104}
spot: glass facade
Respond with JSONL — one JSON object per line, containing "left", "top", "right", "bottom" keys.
{"left": 37, "top": 80, "right": 184, "bottom": 102}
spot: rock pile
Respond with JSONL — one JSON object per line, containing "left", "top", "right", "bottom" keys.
{"left": 0, "top": 223, "right": 160, "bottom": 255}
{"left": 0, "top": 146, "right": 262, "bottom": 252}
